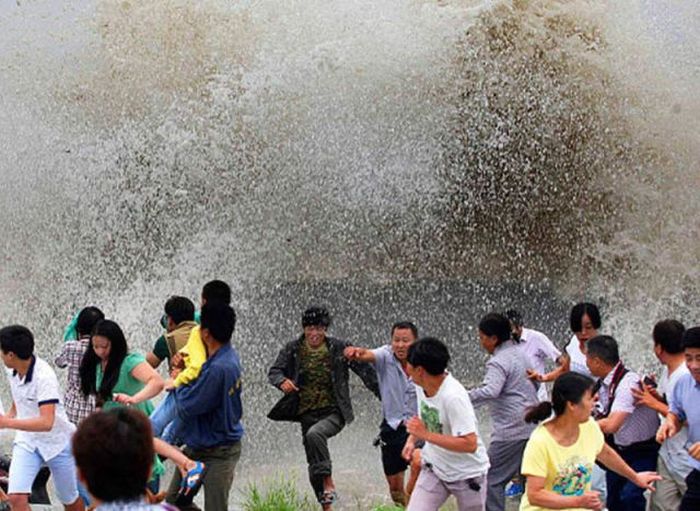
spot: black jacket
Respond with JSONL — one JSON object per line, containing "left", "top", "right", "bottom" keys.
{"left": 267, "top": 335, "right": 380, "bottom": 423}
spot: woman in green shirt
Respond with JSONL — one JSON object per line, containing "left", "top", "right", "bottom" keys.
{"left": 79, "top": 320, "right": 166, "bottom": 489}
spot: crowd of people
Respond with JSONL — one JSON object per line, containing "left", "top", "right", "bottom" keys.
{"left": 0, "top": 279, "right": 697, "bottom": 511}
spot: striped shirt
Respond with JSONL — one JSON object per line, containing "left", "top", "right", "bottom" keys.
{"left": 598, "top": 362, "right": 659, "bottom": 447}
{"left": 468, "top": 340, "right": 538, "bottom": 442}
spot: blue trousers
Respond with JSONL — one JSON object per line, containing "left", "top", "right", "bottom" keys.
{"left": 606, "top": 441, "right": 658, "bottom": 511}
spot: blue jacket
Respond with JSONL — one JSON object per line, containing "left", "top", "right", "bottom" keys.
{"left": 174, "top": 343, "right": 244, "bottom": 449}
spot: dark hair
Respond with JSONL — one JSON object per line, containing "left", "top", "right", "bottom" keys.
{"left": 653, "top": 320, "right": 685, "bottom": 355}
{"left": 586, "top": 335, "right": 619, "bottom": 366}
{"left": 164, "top": 296, "right": 195, "bottom": 325}
{"left": 407, "top": 337, "right": 450, "bottom": 375}
{"left": 682, "top": 327, "right": 700, "bottom": 350}
{"left": 0, "top": 325, "right": 34, "bottom": 360}
{"left": 570, "top": 302, "right": 601, "bottom": 332}
{"left": 525, "top": 372, "right": 595, "bottom": 423}
{"left": 391, "top": 321, "right": 418, "bottom": 339}
{"left": 201, "top": 302, "right": 236, "bottom": 344}
{"left": 505, "top": 309, "right": 523, "bottom": 327}
{"left": 478, "top": 312, "right": 512, "bottom": 344}
{"left": 79, "top": 320, "right": 128, "bottom": 403}
{"left": 301, "top": 306, "right": 331, "bottom": 328}
{"left": 202, "top": 280, "right": 231, "bottom": 305}
{"left": 76, "top": 307, "right": 105, "bottom": 337}
{"left": 73, "top": 408, "right": 154, "bottom": 502}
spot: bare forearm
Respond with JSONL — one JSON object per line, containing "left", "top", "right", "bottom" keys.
{"left": 424, "top": 432, "right": 476, "bottom": 453}
{"left": 597, "top": 443, "right": 637, "bottom": 481}
{"left": 528, "top": 489, "right": 586, "bottom": 509}
{"left": 130, "top": 379, "right": 164, "bottom": 404}
{"left": 3, "top": 416, "right": 54, "bottom": 432}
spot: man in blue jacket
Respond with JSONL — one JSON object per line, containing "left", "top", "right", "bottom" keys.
{"left": 166, "top": 301, "right": 243, "bottom": 511}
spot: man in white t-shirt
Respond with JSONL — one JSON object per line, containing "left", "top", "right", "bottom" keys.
{"left": 0, "top": 325, "right": 83, "bottom": 511}
{"left": 506, "top": 310, "right": 561, "bottom": 401}
{"left": 401, "top": 338, "right": 490, "bottom": 511}
{"left": 631, "top": 320, "right": 694, "bottom": 511}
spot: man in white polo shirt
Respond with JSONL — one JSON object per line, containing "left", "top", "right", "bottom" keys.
{"left": 0, "top": 325, "right": 83, "bottom": 511}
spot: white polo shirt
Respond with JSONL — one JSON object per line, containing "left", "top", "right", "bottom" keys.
{"left": 7, "top": 356, "right": 76, "bottom": 461}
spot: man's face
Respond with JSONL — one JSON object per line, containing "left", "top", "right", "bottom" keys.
{"left": 509, "top": 322, "right": 523, "bottom": 341}
{"left": 685, "top": 347, "right": 700, "bottom": 383}
{"left": 0, "top": 350, "right": 14, "bottom": 369}
{"left": 304, "top": 325, "right": 327, "bottom": 348}
{"left": 574, "top": 313, "right": 598, "bottom": 344}
{"left": 406, "top": 362, "right": 423, "bottom": 388}
{"left": 391, "top": 328, "right": 416, "bottom": 362}
{"left": 585, "top": 354, "right": 604, "bottom": 377}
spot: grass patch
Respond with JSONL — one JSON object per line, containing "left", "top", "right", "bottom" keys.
{"left": 241, "top": 476, "right": 316, "bottom": 511}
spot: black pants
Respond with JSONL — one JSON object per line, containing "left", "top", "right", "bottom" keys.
{"left": 681, "top": 469, "right": 700, "bottom": 511}
{"left": 606, "top": 439, "right": 659, "bottom": 511}
{"left": 299, "top": 408, "right": 345, "bottom": 500}
{"left": 379, "top": 420, "right": 410, "bottom": 476}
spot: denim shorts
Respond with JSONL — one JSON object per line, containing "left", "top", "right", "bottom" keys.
{"left": 8, "top": 442, "right": 79, "bottom": 504}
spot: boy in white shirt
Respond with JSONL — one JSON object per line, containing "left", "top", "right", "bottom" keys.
{"left": 401, "top": 337, "right": 490, "bottom": 511}
{"left": 0, "top": 325, "right": 83, "bottom": 511}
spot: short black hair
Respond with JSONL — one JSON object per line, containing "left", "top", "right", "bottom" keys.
{"left": 682, "top": 327, "right": 700, "bottom": 350}
{"left": 407, "top": 337, "right": 450, "bottom": 375}
{"left": 505, "top": 309, "right": 523, "bottom": 327}
{"left": 201, "top": 302, "right": 236, "bottom": 344}
{"left": 570, "top": 302, "right": 601, "bottom": 332}
{"left": 478, "top": 312, "right": 512, "bottom": 344}
{"left": 586, "top": 335, "right": 620, "bottom": 366}
{"left": 202, "top": 280, "right": 231, "bottom": 305}
{"left": 164, "top": 296, "right": 195, "bottom": 325}
{"left": 301, "top": 306, "right": 331, "bottom": 328}
{"left": 652, "top": 319, "right": 685, "bottom": 355}
{"left": 76, "top": 307, "right": 105, "bottom": 337}
{"left": 0, "top": 325, "right": 34, "bottom": 360}
{"left": 73, "top": 408, "right": 154, "bottom": 502}
{"left": 391, "top": 321, "right": 418, "bottom": 338}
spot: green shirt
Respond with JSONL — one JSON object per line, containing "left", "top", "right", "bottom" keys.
{"left": 96, "top": 353, "right": 163, "bottom": 478}
{"left": 152, "top": 335, "right": 170, "bottom": 363}
{"left": 298, "top": 341, "right": 336, "bottom": 415}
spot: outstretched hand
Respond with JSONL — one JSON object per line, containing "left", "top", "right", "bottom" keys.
{"left": 343, "top": 346, "right": 362, "bottom": 360}
{"left": 633, "top": 471, "right": 662, "bottom": 491}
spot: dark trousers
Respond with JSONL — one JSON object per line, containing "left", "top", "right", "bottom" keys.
{"left": 166, "top": 442, "right": 242, "bottom": 511}
{"left": 299, "top": 408, "right": 345, "bottom": 499}
{"left": 681, "top": 469, "right": 700, "bottom": 511}
{"left": 606, "top": 441, "right": 658, "bottom": 511}
{"left": 486, "top": 439, "right": 528, "bottom": 511}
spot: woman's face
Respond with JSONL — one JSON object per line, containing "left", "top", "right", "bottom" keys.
{"left": 571, "top": 389, "right": 595, "bottom": 423}
{"left": 478, "top": 330, "right": 498, "bottom": 354}
{"left": 92, "top": 335, "right": 112, "bottom": 361}
{"left": 574, "top": 313, "right": 598, "bottom": 345}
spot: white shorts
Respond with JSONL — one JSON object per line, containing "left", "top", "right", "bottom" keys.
{"left": 8, "top": 441, "right": 79, "bottom": 505}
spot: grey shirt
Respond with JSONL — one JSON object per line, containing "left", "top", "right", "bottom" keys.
{"left": 371, "top": 345, "right": 417, "bottom": 430}
{"left": 468, "top": 341, "right": 538, "bottom": 442}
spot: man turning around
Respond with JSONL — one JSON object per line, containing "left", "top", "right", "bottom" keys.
{"left": 344, "top": 321, "right": 418, "bottom": 506}
{"left": 267, "top": 306, "right": 379, "bottom": 510}
{"left": 402, "top": 338, "right": 490, "bottom": 511}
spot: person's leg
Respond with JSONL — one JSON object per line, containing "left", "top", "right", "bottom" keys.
{"left": 150, "top": 391, "right": 178, "bottom": 438}
{"left": 162, "top": 417, "right": 184, "bottom": 445}
{"left": 198, "top": 443, "right": 241, "bottom": 511}
{"left": 680, "top": 469, "right": 700, "bottom": 511}
{"left": 7, "top": 445, "right": 43, "bottom": 511}
{"left": 485, "top": 439, "right": 527, "bottom": 511}
{"left": 605, "top": 465, "right": 625, "bottom": 511}
{"left": 648, "top": 456, "right": 683, "bottom": 511}
{"left": 406, "top": 449, "right": 422, "bottom": 500}
{"left": 380, "top": 423, "right": 410, "bottom": 506}
{"left": 45, "top": 442, "right": 83, "bottom": 511}
{"left": 447, "top": 474, "right": 487, "bottom": 511}
{"left": 406, "top": 467, "right": 450, "bottom": 511}
{"left": 618, "top": 448, "right": 657, "bottom": 511}
{"left": 302, "top": 410, "right": 344, "bottom": 501}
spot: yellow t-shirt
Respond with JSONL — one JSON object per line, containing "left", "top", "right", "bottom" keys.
{"left": 520, "top": 417, "right": 605, "bottom": 511}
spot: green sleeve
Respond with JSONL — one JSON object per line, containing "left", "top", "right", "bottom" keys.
{"left": 152, "top": 335, "right": 169, "bottom": 361}
{"left": 123, "top": 352, "right": 147, "bottom": 373}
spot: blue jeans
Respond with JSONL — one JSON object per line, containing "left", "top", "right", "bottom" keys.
{"left": 150, "top": 391, "right": 184, "bottom": 445}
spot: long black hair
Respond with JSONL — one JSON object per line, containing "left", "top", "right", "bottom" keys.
{"left": 525, "top": 372, "right": 595, "bottom": 423}
{"left": 79, "top": 320, "right": 128, "bottom": 404}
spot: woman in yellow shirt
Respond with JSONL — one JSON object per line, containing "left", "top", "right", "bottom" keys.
{"left": 520, "top": 372, "right": 660, "bottom": 510}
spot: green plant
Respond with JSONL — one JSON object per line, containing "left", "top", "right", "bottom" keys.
{"left": 241, "top": 476, "right": 316, "bottom": 511}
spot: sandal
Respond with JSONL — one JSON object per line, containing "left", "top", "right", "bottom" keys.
{"left": 318, "top": 489, "right": 338, "bottom": 506}
{"left": 175, "top": 461, "right": 208, "bottom": 506}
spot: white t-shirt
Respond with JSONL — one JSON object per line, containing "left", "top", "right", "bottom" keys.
{"left": 416, "top": 373, "right": 490, "bottom": 482}
{"left": 565, "top": 335, "right": 592, "bottom": 377}
{"left": 7, "top": 356, "right": 76, "bottom": 461}
{"left": 519, "top": 328, "right": 561, "bottom": 401}
{"left": 658, "top": 364, "right": 694, "bottom": 479}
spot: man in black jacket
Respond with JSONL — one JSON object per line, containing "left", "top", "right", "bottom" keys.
{"left": 267, "top": 306, "right": 379, "bottom": 510}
